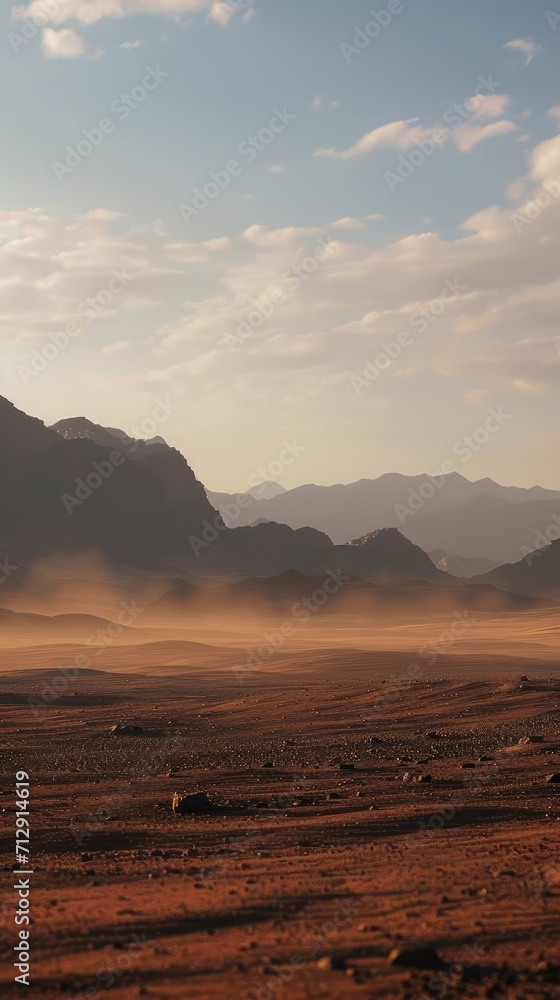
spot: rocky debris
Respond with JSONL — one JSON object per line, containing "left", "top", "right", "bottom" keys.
{"left": 316, "top": 954, "right": 347, "bottom": 971}
{"left": 172, "top": 791, "right": 214, "bottom": 814}
{"left": 388, "top": 945, "right": 445, "bottom": 970}
{"left": 426, "top": 731, "right": 441, "bottom": 739}
{"left": 520, "top": 675, "right": 529, "bottom": 682}
{"left": 403, "top": 772, "right": 431, "bottom": 783}
{"left": 518, "top": 735, "right": 544, "bottom": 745}
{"left": 546, "top": 773, "right": 560, "bottom": 783}
{"left": 110, "top": 724, "right": 147, "bottom": 736}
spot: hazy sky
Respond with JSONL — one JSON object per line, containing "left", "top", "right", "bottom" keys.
{"left": 1, "top": 0, "right": 560, "bottom": 491}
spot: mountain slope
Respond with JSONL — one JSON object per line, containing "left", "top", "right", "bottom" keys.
{"left": 209, "top": 473, "right": 560, "bottom": 564}
{"left": 474, "top": 540, "right": 560, "bottom": 598}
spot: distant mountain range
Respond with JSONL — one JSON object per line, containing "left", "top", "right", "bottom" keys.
{"left": 1, "top": 397, "right": 559, "bottom": 600}
{"left": 207, "top": 474, "right": 560, "bottom": 565}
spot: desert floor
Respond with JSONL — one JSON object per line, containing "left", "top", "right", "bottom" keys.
{"left": 1, "top": 650, "right": 559, "bottom": 999}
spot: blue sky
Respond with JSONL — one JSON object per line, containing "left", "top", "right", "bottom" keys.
{"left": 1, "top": 0, "right": 560, "bottom": 490}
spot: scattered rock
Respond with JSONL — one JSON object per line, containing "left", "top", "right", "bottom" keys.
{"left": 110, "top": 724, "right": 147, "bottom": 736}
{"left": 316, "top": 954, "right": 347, "bottom": 971}
{"left": 426, "top": 731, "right": 441, "bottom": 739}
{"left": 172, "top": 791, "right": 214, "bottom": 814}
{"left": 388, "top": 945, "right": 444, "bottom": 970}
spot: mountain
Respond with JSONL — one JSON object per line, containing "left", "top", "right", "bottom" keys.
{"left": 209, "top": 473, "right": 560, "bottom": 564}
{"left": 0, "top": 396, "right": 215, "bottom": 560}
{"left": 474, "top": 540, "right": 560, "bottom": 598}
{"left": 429, "top": 551, "right": 502, "bottom": 579}
{"left": 207, "top": 481, "right": 286, "bottom": 508}
{"left": 0, "top": 397, "right": 443, "bottom": 585}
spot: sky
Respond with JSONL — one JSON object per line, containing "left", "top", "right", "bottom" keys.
{"left": 1, "top": 0, "right": 560, "bottom": 492}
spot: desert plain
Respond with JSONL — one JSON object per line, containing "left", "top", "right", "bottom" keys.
{"left": 1, "top": 584, "right": 559, "bottom": 1000}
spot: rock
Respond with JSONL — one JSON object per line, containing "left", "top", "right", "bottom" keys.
{"left": 426, "top": 731, "right": 441, "bottom": 739}
{"left": 388, "top": 945, "right": 444, "bottom": 970}
{"left": 110, "top": 724, "right": 147, "bottom": 736}
{"left": 520, "top": 675, "right": 529, "bottom": 682}
{"left": 327, "top": 792, "right": 342, "bottom": 800}
{"left": 518, "top": 736, "right": 544, "bottom": 745}
{"left": 417, "top": 774, "right": 433, "bottom": 783}
{"left": 316, "top": 955, "right": 347, "bottom": 971}
{"left": 172, "top": 791, "right": 214, "bottom": 814}
{"left": 261, "top": 761, "right": 274, "bottom": 768}
{"left": 462, "top": 763, "right": 476, "bottom": 769}
{"left": 546, "top": 773, "right": 560, "bottom": 783}
{"left": 339, "top": 763, "right": 356, "bottom": 771}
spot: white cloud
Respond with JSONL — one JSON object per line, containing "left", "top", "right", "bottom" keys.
{"left": 42, "top": 27, "right": 86, "bottom": 58}
{"left": 503, "top": 38, "right": 543, "bottom": 66}
{"left": 454, "top": 118, "right": 518, "bottom": 153}
{"left": 102, "top": 341, "right": 132, "bottom": 354}
{"left": 120, "top": 39, "right": 143, "bottom": 48}
{"left": 316, "top": 119, "right": 441, "bottom": 160}
{"left": 311, "top": 95, "right": 342, "bottom": 110}
{"left": 268, "top": 165, "right": 286, "bottom": 174}
{"left": 547, "top": 105, "right": 560, "bottom": 119}
{"left": 13, "top": 0, "right": 247, "bottom": 26}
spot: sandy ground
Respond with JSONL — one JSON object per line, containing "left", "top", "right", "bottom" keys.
{"left": 1, "top": 653, "right": 559, "bottom": 999}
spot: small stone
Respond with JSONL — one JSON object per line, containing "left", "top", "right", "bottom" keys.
{"left": 518, "top": 736, "right": 544, "bottom": 745}
{"left": 316, "top": 955, "right": 347, "bottom": 971}
{"left": 546, "top": 773, "right": 560, "bottom": 783}
{"left": 172, "top": 791, "right": 214, "bottom": 814}
{"left": 388, "top": 945, "right": 444, "bottom": 970}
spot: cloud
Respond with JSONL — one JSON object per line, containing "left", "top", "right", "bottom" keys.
{"left": 13, "top": 0, "right": 247, "bottom": 26}
{"left": 454, "top": 119, "right": 518, "bottom": 153}
{"left": 316, "top": 119, "right": 440, "bottom": 160}
{"left": 120, "top": 39, "right": 143, "bottom": 48}
{"left": 503, "top": 38, "right": 543, "bottom": 66}
{"left": 268, "top": 165, "right": 286, "bottom": 174}
{"left": 547, "top": 105, "right": 560, "bottom": 120}
{"left": 311, "top": 95, "right": 342, "bottom": 110}
{"left": 0, "top": 208, "right": 181, "bottom": 350}
{"left": 42, "top": 27, "right": 86, "bottom": 58}
{"left": 102, "top": 341, "right": 132, "bottom": 354}
{"left": 318, "top": 97, "right": 517, "bottom": 160}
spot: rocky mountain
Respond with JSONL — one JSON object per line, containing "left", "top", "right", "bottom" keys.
{"left": 0, "top": 397, "right": 445, "bottom": 584}
{"left": 209, "top": 473, "right": 560, "bottom": 564}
